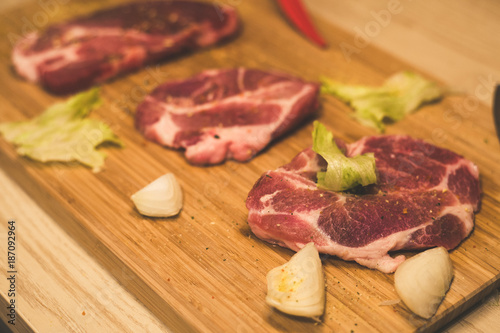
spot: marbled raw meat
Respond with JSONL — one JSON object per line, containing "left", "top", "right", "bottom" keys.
{"left": 246, "top": 135, "right": 480, "bottom": 273}
{"left": 12, "top": 1, "right": 240, "bottom": 94}
{"left": 135, "top": 68, "right": 320, "bottom": 165}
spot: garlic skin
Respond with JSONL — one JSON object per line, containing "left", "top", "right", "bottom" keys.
{"left": 131, "top": 173, "right": 183, "bottom": 217}
{"left": 266, "top": 242, "right": 325, "bottom": 318}
{"left": 394, "top": 247, "right": 454, "bottom": 319}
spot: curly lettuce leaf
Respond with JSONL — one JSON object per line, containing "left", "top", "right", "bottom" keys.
{"left": 312, "top": 121, "right": 377, "bottom": 191}
{"left": 0, "top": 88, "right": 123, "bottom": 172}
{"left": 321, "top": 71, "right": 443, "bottom": 132}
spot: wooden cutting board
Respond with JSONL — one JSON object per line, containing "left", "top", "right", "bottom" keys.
{"left": 1, "top": 0, "right": 499, "bottom": 332}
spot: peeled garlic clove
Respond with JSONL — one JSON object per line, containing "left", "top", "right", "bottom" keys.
{"left": 131, "top": 173, "right": 183, "bottom": 217}
{"left": 394, "top": 247, "right": 454, "bottom": 319}
{"left": 266, "top": 242, "right": 325, "bottom": 318}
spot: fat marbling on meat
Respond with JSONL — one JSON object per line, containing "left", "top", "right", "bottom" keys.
{"left": 135, "top": 68, "right": 320, "bottom": 165}
{"left": 12, "top": 1, "right": 240, "bottom": 94}
{"left": 246, "top": 135, "right": 481, "bottom": 273}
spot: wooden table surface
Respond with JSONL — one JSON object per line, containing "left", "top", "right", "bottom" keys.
{"left": 0, "top": 0, "right": 499, "bottom": 332}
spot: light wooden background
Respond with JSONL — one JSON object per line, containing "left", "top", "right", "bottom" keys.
{"left": 0, "top": 0, "right": 499, "bottom": 332}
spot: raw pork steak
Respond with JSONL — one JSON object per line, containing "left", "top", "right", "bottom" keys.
{"left": 246, "top": 135, "right": 480, "bottom": 273}
{"left": 135, "top": 68, "right": 320, "bottom": 165}
{"left": 12, "top": 1, "right": 240, "bottom": 94}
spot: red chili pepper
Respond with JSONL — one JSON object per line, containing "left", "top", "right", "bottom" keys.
{"left": 275, "top": 0, "right": 327, "bottom": 48}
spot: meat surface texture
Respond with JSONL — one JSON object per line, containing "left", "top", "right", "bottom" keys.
{"left": 246, "top": 135, "right": 481, "bottom": 273}
{"left": 135, "top": 68, "right": 320, "bottom": 165}
{"left": 12, "top": 1, "right": 240, "bottom": 94}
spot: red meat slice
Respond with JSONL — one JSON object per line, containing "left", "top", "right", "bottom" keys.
{"left": 246, "top": 135, "right": 481, "bottom": 273}
{"left": 135, "top": 68, "right": 320, "bottom": 165}
{"left": 12, "top": 1, "right": 240, "bottom": 94}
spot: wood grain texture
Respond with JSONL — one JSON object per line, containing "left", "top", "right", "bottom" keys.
{"left": 0, "top": 0, "right": 499, "bottom": 332}
{"left": 0, "top": 169, "right": 170, "bottom": 333}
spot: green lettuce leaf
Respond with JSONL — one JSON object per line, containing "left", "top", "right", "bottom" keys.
{"left": 321, "top": 71, "right": 443, "bottom": 132}
{"left": 312, "top": 121, "right": 377, "bottom": 191}
{"left": 0, "top": 88, "right": 123, "bottom": 172}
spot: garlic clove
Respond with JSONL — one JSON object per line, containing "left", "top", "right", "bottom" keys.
{"left": 131, "top": 173, "right": 183, "bottom": 217}
{"left": 266, "top": 242, "right": 325, "bottom": 318}
{"left": 394, "top": 247, "right": 454, "bottom": 319}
